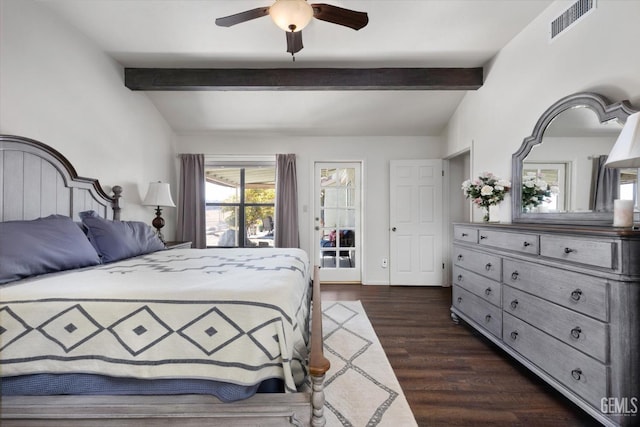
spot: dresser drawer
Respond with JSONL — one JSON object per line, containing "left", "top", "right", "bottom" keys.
{"left": 453, "top": 225, "right": 478, "bottom": 243}
{"left": 540, "top": 235, "right": 616, "bottom": 270}
{"left": 503, "top": 258, "right": 608, "bottom": 321}
{"left": 503, "top": 313, "right": 607, "bottom": 409}
{"left": 452, "top": 286, "right": 502, "bottom": 338}
{"left": 503, "top": 286, "right": 608, "bottom": 363}
{"left": 478, "top": 229, "right": 539, "bottom": 255}
{"left": 453, "top": 246, "right": 502, "bottom": 282}
{"left": 453, "top": 265, "right": 501, "bottom": 307}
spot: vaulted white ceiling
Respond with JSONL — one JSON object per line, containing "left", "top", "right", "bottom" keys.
{"left": 38, "top": 0, "right": 553, "bottom": 136}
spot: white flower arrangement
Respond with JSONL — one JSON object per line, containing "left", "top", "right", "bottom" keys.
{"left": 461, "top": 172, "right": 511, "bottom": 221}
{"left": 522, "top": 172, "right": 554, "bottom": 211}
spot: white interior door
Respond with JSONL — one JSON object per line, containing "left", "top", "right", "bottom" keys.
{"left": 314, "top": 162, "right": 361, "bottom": 283}
{"left": 390, "top": 159, "right": 443, "bottom": 286}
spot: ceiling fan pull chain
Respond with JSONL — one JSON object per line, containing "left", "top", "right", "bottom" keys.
{"left": 290, "top": 29, "right": 296, "bottom": 62}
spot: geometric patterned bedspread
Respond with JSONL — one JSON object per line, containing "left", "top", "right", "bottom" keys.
{"left": 0, "top": 248, "right": 311, "bottom": 393}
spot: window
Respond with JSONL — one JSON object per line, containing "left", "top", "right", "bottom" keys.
{"left": 205, "top": 162, "right": 275, "bottom": 248}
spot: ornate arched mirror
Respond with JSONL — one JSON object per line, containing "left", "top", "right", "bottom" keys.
{"left": 512, "top": 92, "right": 639, "bottom": 224}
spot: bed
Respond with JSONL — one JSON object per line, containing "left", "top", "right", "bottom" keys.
{"left": 0, "top": 135, "right": 330, "bottom": 426}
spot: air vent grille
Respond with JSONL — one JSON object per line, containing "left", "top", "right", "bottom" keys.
{"left": 550, "top": 0, "right": 595, "bottom": 40}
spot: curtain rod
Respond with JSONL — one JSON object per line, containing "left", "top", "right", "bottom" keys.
{"left": 177, "top": 153, "right": 276, "bottom": 163}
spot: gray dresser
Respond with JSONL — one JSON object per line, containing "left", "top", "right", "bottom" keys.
{"left": 451, "top": 223, "right": 640, "bottom": 427}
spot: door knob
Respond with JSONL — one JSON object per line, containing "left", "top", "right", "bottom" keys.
{"left": 391, "top": 227, "right": 397, "bottom": 232}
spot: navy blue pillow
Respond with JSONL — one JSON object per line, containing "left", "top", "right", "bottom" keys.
{"left": 0, "top": 215, "right": 101, "bottom": 284}
{"left": 79, "top": 211, "right": 165, "bottom": 263}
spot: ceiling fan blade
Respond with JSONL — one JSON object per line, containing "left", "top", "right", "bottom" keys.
{"left": 311, "top": 3, "right": 368, "bottom": 30}
{"left": 215, "top": 7, "right": 270, "bottom": 27}
{"left": 286, "top": 31, "right": 304, "bottom": 55}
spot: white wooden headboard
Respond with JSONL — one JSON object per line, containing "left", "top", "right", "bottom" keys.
{"left": 0, "top": 135, "right": 121, "bottom": 221}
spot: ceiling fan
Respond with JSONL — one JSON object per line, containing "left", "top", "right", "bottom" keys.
{"left": 215, "top": 0, "right": 369, "bottom": 60}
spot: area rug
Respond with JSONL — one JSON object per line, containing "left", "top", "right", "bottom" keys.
{"left": 321, "top": 301, "right": 418, "bottom": 427}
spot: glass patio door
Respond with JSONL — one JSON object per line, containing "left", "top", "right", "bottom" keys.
{"left": 314, "top": 162, "right": 361, "bottom": 283}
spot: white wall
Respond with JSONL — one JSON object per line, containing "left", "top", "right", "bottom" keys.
{"left": 178, "top": 134, "right": 444, "bottom": 285}
{"left": 0, "top": 0, "right": 177, "bottom": 236}
{"left": 446, "top": 0, "right": 640, "bottom": 222}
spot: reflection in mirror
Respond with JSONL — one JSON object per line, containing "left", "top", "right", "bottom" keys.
{"left": 521, "top": 163, "right": 563, "bottom": 212}
{"left": 621, "top": 168, "right": 639, "bottom": 201}
{"left": 512, "top": 92, "right": 639, "bottom": 224}
{"left": 523, "top": 106, "right": 626, "bottom": 213}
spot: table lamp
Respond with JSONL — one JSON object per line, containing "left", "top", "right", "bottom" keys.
{"left": 605, "top": 112, "right": 640, "bottom": 168}
{"left": 142, "top": 181, "right": 175, "bottom": 242}
{"left": 605, "top": 112, "right": 640, "bottom": 229}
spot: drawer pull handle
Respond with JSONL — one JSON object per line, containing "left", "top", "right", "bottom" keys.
{"left": 564, "top": 247, "right": 575, "bottom": 254}
{"left": 571, "top": 289, "right": 583, "bottom": 301}
{"left": 485, "top": 314, "right": 492, "bottom": 323}
{"left": 523, "top": 241, "right": 531, "bottom": 247}
{"left": 457, "top": 274, "right": 463, "bottom": 282}
{"left": 571, "top": 369, "right": 583, "bottom": 381}
{"left": 461, "top": 232, "right": 468, "bottom": 237}
{"left": 570, "top": 327, "right": 582, "bottom": 340}
{"left": 484, "top": 287, "right": 492, "bottom": 296}
{"left": 510, "top": 331, "right": 518, "bottom": 341}
{"left": 457, "top": 297, "right": 463, "bottom": 304}
{"left": 485, "top": 263, "right": 492, "bottom": 271}
{"left": 510, "top": 271, "right": 519, "bottom": 281}
{"left": 510, "top": 299, "right": 519, "bottom": 310}
{"left": 457, "top": 254, "right": 464, "bottom": 261}
{"left": 480, "top": 235, "right": 488, "bottom": 240}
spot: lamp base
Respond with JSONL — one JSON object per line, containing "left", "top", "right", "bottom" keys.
{"left": 152, "top": 206, "right": 166, "bottom": 243}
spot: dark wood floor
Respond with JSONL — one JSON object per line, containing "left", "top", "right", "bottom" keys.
{"left": 321, "top": 284, "right": 602, "bottom": 427}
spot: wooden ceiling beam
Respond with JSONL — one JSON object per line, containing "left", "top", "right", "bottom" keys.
{"left": 124, "top": 67, "right": 483, "bottom": 91}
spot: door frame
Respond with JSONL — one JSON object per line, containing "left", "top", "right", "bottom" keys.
{"left": 444, "top": 147, "right": 472, "bottom": 287}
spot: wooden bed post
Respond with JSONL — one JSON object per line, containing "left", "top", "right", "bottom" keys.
{"left": 111, "top": 185, "right": 122, "bottom": 220}
{"left": 308, "top": 265, "right": 330, "bottom": 427}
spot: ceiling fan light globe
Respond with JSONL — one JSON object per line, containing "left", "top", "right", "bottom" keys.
{"left": 269, "top": 0, "right": 313, "bottom": 32}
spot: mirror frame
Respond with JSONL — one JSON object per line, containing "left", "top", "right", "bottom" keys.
{"left": 512, "top": 92, "right": 638, "bottom": 225}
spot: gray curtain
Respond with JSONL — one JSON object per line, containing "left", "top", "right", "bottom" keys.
{"left": 590, "top": 155, "right": 619, "bottom": 212}
{"left": 177, "top": 154, "right": 206, "bottom": 248}
{"left": 275, "top": 154, "right": 300, "bottom": 248}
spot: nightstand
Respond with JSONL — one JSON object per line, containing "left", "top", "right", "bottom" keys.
{"left": 164, "top": 241, "right": 192, "bottom": 249}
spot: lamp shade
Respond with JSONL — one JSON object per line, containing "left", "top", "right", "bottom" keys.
{"left": 605, "top": 112, "right": 640, "bottom": 168}
{"left": 142, "top": 182, "right": 176, "bottom": 207}
{"left": 269, "top": 0, "right": 313, "bottom": 32}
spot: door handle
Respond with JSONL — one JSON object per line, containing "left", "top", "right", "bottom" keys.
{"left": 391, "top": 227, "right": 397, "bottom": 232}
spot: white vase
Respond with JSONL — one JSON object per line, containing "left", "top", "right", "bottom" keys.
{"left": 488, "top": 205, "right": 500, "bottom": 222}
